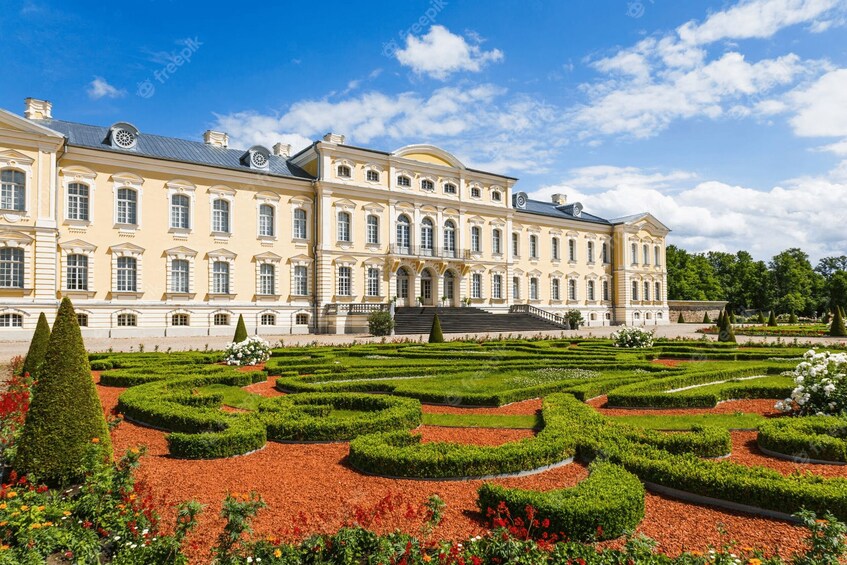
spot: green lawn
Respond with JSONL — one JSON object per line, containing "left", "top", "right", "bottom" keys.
{"left": 198, "top": 384, "right": 263, "bottom": 411}
{"left": 421, "top": 413, "right": 541, "bottom": 429}
{"left": 608, "top": 412, "right": 766, "bottom": 430}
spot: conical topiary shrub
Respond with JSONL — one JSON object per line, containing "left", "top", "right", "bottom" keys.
{"left": 729, "top": 310, "right": 736, "bottom": 324}
{"left": 21, "top": 312, "right": 50, "bottom": 378}
{"left": 757, "top": 311, "right": 766, "bottom": 324}
{"left": 718, "top": 310, "right": 736, "bottom": 343}
{"left": 677, "top": 312, "right": 685, "bottom": 324}
{"left": 16, "top": 297, "right": 112, "bottom": 485}
{"left": 233, "top": 314, "right": 248, "bottom": 343}
{"left": 428, "top": 314, "right": 444, "bottom": 344}
{"left": 767, "top": 311, "right": 778, "bottom": 327}
{"left": 702, "top": 312, "right": 711, "bottom": 324}
{"left": 830, "top": 308, "right": 847, "bottom": 337}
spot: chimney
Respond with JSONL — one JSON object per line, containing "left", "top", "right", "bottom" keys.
{"left": 322, "top": 132, "right": 345, "bottom": 144}
{"left": 203, "top": 130, "right": 229, "bottom": 148}
{"left": 24, "top": 98, "right": 52, "bottom": 120}
{"left": 552, "top": 194, "right": 567, "bottom": 206}
{"left": 273, "top": 142, "right": 291, "bottom": 158}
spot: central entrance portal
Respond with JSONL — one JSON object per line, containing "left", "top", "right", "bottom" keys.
{"left": 443, "top": 270, "right": 455, "bottom": 305}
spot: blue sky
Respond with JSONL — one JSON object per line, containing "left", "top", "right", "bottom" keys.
{"left": 2, "top": 0, "right": 846, "bottom": 261}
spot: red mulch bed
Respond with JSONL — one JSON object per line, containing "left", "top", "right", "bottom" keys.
{"left": 96, "top": 382, "right": 820, "bottom": 562}
{"left": 588, "top": 396, "right": 782, "bottom": 417}
{"left": 243, "top": 376, "right": 285, "bottom": 397}
{"left": 417, "top": 425, "right": 535, "bottom": 445}
{"left": 422, "top": 398, "right": 542, "bottom": 415}
{"left": 729, "top": 431, "right": 847, "bottom": 478}
{"left": 652, "top": 359, "right": 701, "bottom": 368}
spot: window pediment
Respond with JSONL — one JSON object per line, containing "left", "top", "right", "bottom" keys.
{"left": 164, "top": 246, "right": 197, "bottom": 258}
{"left": 0, "top": 150, "right": 34, "bottom": 166}
{"left": 109, "top": 242, "right": 144, "bottom": 256}
{"left": 59, "top": 239, "right": 96, "bottom": 253}
{"left": 208, "top": 248, "right": 236, "bottom": 260}
{"left": 0, "top": 231, "right": 33, "bottom": 247}
{"left": 254, "top": 251, "right": 283, "bottom": 263}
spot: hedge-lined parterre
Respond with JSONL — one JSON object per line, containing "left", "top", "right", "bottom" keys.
{"left": 758, "top": 416, "right": 847, "bottom": 464}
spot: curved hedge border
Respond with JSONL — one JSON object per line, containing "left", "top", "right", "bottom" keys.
{"left": 758, "top": 416, "right": 847, "bottom": 464}
{"left": 477, "top": 461, "right": 644, "bottom": 541}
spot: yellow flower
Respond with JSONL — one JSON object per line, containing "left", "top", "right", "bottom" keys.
{"left": 273, "top": 549, "right": 282, "bottom": 558}
{"left": 130, "top": 447, "right": 140, "bottom": 455}
{"left": 423, "top": 554, "right": 432, "bottom": 563}
{"left": 37, "top": 506, "right": 45, "bottom": 512}
{"left": 748, "top": 559, "right": 762, "bottom": 565}
{"left": 20, "top": 505, "right": 29, "bottom": 512}
{"left": 91, "top": 437, "right": 100, "bottom": 444}
{"left": 0, "top": 521, "right": 7, "bottom": 527}
{"left": 29, "top": 523, "right": 41, "bottom": 529}
{"left": 0, "top": 503, "right": 5, "bottom": 509}
{"left": 63, "top": 511, "right": 71, "bottom": 516}
{"left": 43, "top": 521, "right": 53, "bottom": 527}
{"left": 0, "top": 545, "right": 8, "bottom": 551}
{"left": 5, "top": 492, "right": 16, "bottom": 499}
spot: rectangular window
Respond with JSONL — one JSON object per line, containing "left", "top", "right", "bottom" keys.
{"left": 492, "top": 274, "right": 502, "bottom": 299}
{"left": 171, "top": 313, "right": 189, "bottom": 326}
{"left": 492, "top": 229, "right": 502, "bottom": 255}
{"left": 568, "top": 280, "right": 577, "bottom": 301}
{"left": 366, "top": 215, "right": 379, "bottom": 244}
{"left": 552, "top": 238, "right": 560, "bottom": 260}
{"left": 603, "top": 280, "right": 610, "bottom": 301}
{"left": 366, "top": 267, "right": 380, "bottom": 297}
{"left": 76, "top": 313, "right": 89, "bottom": 327}
{"left": 116, "top": 256, "right": 137, "bottom": 292}
{"left": 587, "top": 242, "right": 595, "bottom": 263}
{"left": 511, "top": 233, "right": 520, "bottom": 257}
{"left": 171, "top": 259, "right": 190, "bottom": 293}
{"left": 1, "top": 170, "right": 26, "bottom": 211}
{"left": 337, "top": 212, "right": 351, "bottom": 242}
{"left": 530, "top": 278, "right": 539, "bottom": 300}
{"left": 631, "top": 243, "right": 638, "bottom": 265}
{"left": 261, "top": 313, "right": 276, "bottom": 326}
{"left": 213, "top": 199, "right": 230, "bottom": 233}
{"left": 68, "top": 183, "right": 90, "bottom": 221}
{"left": 170, "top": 194, "right": 190, "bottom": 229}
{"left": 294, "top": 265, "right": 308, "bottom": 296}
{"left": 655, "top": 246, "right": 661, "bottom": 266}
{"left": 471, "top": 273, "right": 482, "bottom": 299}
{"left": 66, "top": 254, "right": 88, "bottom": 291}
{"left": 116, "top": 313, "right": 137, "bottom": 327}
{"left": 293, "top": 209, "right": 307, "bottom": 239}
{"left": 213, "top": 261, "right": 230, "bottom": 294}
{"left": 602, "top": 243, "right": 609, "bottom": 263}
{"left": 213, "top": 313, "right": 230, "bottom": 326}
{"left": 337, "top": 266, "right": 352, "bottom": 296}
{"left": 529, "top": 235, "right": 538, "bottom": 259}
{"left": 443, "top": 183, "right": 457, "bottom": 194}
{"left": 116, "top": 188, "right": 137, "bottom": 224}
{"left": 421, "top": 179, "right": 434, "bottom": 191}
{"left": 471, "top": 227, "right": 481, "bottom": 253}
{"left": 0, "top": 314, "right": 22, "bottom": 327}
{"left": 259, "top": 263, "right": 275, "bottom": 295}
{"left": 259, "top": 204, "right": 275, "bottom": 237}
{"left": 366, "top": 170, "right": 380, "bottom": 182}
{"left": 512, "top": 276, "right": 520, "bottom": 300}
{"left": 568, "top": 239, "right": 576, "bottom": 262}
{"left": 397, "top": 175, "right": 411, "bottom": 187}
{"left": 552, "top": 279, "right": 560, "bottom": 301}
{"left": 588, "top": 281, "right": 596, "bottom": 301}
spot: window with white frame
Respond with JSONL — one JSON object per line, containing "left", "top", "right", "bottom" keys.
{"left": 471, "top": 226, "right": 481, "bottom": 253}
{"left": 552, "top": 237, "right": 560, "bottom": 260}
{"left": 654, "top": 246, "right": 661, "bottom": 266}
{"left": 397, "top": 175, "right": 411, "bottom": 187}
{"left": 551, "top": 278, "right": 560, "bottom": 301}
{"left": 171, "top": 259, "right": 190, "bottom": 293}
{"left": 0, "top": 248, "right": 24, "bottom": 289}
{"left": 530, "top": 277, "right": 539, "bottom": 300}
{"left": 587, "top": 241, "right": 595, "bottom": 263}
{"left": 295, "top": 313, "right": 309, "bottom": 325}
{"left": 261, "top": 313, "right": 276, "bottom": 326}
{"left": 512, "top": 276, "right": 520, "bottom": 300}
{"left": 171, "top": 313, "right": 189, "bottom": 326}
{"left": 116, "top": 313, "right": 137, "bottom": 327}
{"left": 170, "top": 194, "right": 190, "bottom": 229}
{"left": 631, "top": 243, "right": 638, "bottom": 264}
{"left": 471, "top": 273, "right": 482, "bottom": 298}
{"left": 366, "top": 215, "right": 379, "bottom": 244}
{"left": 602, "top": 242, "right": 609, "bottom": 263}
{"left": 492, "top": 190, "right": 502, "bottom": 202}
{"left": 77, "top": 313, "right": 89, "bottom": 327}
{"left": 0, "top": 313, "right": 22, "bottom": 327}
{"left": 213, "top": 313, "right": 230, "bottom": 326}
{"left": 293, "top": 208, "right": 307, "bottom": 239}
{"left": 259, "top": 204, "right": 275, "bottom": 237}
{"left": 337, "top": 164, "right": 351, "bottom": 178}
{"left": 470, "top": 186, "right": 481, "bottom": 198}
{"left": 212, "top": 261, "right": 230, "bottom": 294}
{"left": 366, "top": 267, "right": 380, "bottom": 297}
{"left": 568, "top": 239, "right": 576, "bottom": 262}
{"left": 337, "top": 211, "right": 351, "bottom": 242}
{"left": 116, "top": 257, "right": 137, "bottom": 292}
{"left": 644, "top": 281, "right": 650, "bottom": 301}
{"left": 66, "top": 254, "right": 88, "bottom": 291}
{"left": 511, "top": 233, "right": 520, "bottom": 257}
{"left": 443, "top": 182, "right": 457, "bottom": 195}
{"left": 421, "top": 179, "right": 434, "bottom": 191}
{"left": 529, "top": 235, "right": 538, "bottom": 259}
{"left": 396, "top": 215, "right": 411, "bottom": 250}
{"left": 337, "top": 266, "right": 352, "bottom": 296}
{"left": 116, "top": 188, "right": 137, "bottom": 224}
{"left": 68, "top": 182, "right": 90, "bottom": 221}
{"left": 492, "top": 273, "right": 502, "bottom": 299}
{"left": 293, "top": 265, "right": 308, "bottom": 296}
{"left": 655, "top": 281, "right": 661, "bottom": 301}
{"left": 443, "top": 221, "right": 456, "bottom": 256}
{"left": 643, "top": 244, "right": 650, "bottom": 265}
{"left": 588, "top": 280, "right": 596, "bottom": 301}
{"left": 212, "top": 199, "right": 230, "bottom": 233}
{"left": 258, "top": 263, "right": 276, "bottom": 295}
{"left": 0, "top": 170, "right": 25, "bottom": 212}
{"left": 631, "top": 280, "right": 639, "bottom": 300}
{"left": 603, "top": 280, "right": 610, "bottom": 301}
{"left": 366, "top": 170, "right": 380, "bottom": 182}
{"left": 421, "top": 218, "right": 434, "bottom": 253}
{"left": 568, "top": 279, "right": 577, "bottom": 301}
{"left": 492, "top": 229, "right": 502, "bottom": 255}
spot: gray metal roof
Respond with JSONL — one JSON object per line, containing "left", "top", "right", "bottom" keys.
{"left": 34, "top": 118, "right": 313, "bottom": 181}
{"left": 516, "top": 198, "right": 611, "bottom": 225}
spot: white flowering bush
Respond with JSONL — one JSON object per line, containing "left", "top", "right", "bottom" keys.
{"left": 776, "top": 349, "right": 847, "bottom": 415}
{"left": 225, "top": 336, "right": 271, "bottom": 366}
{"left": 611, "top": 326, "right": 654, "bottom": 349}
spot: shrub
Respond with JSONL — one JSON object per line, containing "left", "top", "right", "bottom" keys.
{"left": 776, "top": 349, "right": 847, "bottom": 416}
{"left": 790, "top": 312, "right": 799, "bottom": 324}
{"left": 611, "top": 327, "right": 654, "bottom": 349}
{"left": 677, "top": 312, "right": 685, "bottom": 324}
{"left": 717, "top": 310, "right": 736, "bottom": 343}
{"left": 225, "top": 336, "right": 271, "bottom": 366}
{"left": 233, "top": 314, "right": 248, "bottom": 343}
{"left": 757, "top": 311, "right": 766, "bottom": 324}
{"left": 768, "top": 310, "right": 778, "bottom": 327}
{"left": 428, "top": 314, "right": 444, "bottom": 343}
{"left": 830, "top": 307, "right": 847, "bottom": 337}
{"left": 21, "top": 312, "right": 50, "bottom": 378}
{"left": 702, "top": 312, "right": 711, "bottom": 324}
{"left": 565, "top": 310, "right": 584, "bottom": 330}
{"left": 368, "top": 310, "right": 394, "bottom": 336}
{"left": 16, "top": 297, "right": 112, "bottom": 485}
{"left": 758, "top": 416, "right": 847, "bottom": 463}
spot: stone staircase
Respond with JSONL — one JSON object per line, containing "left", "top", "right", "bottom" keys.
{"left": 393, "top": 306, "right": 566, "bottom": 335}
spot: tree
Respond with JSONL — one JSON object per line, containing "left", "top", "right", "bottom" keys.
{"left": 233, "top": 314, "right": 248, "bottom": 343}
{"left": 21, "top": 312, "right": 50, "bottom": 378}
{"left": 827, "top": 271, "right": 847, "bottom": 315}
{"left": 789, "top": 312, "right": 798, "bottom": 324}
{"left": 16, "top": 297, "right": 112, "bottom": 485}
{"left": 565, "top": 310, "right": 584, "bottom": 330}
{"left": 769, "top": 248, "right": 826, "bottom": 316}
{"left": 367, "top": 311, "right": 394, "bottom": 336}
{"left": 677, "top": 312, "right": 685, "bottom": 324}
{"left": 830, "top": 307, "right": 847, "bottom": 337}
{"left": 428, "top": 314, "right": 444, "bottom": 344}
{"left": 757, "top": 311, "right": 766, "bottom": 324}
{"left": 767, "top": 311, "right": 778, "bottom": 327}
{"left": 718, "top": 309, "right": 736, "bottom": 343}
{"left": 667, "top": 246, "right": 723, "bottom": 301}
{"left": 816, "top": 256, "right": 847, "bottom": 279}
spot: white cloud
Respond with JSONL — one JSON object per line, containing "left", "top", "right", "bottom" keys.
{"left": 529, "top": 163, "right": 847, "bottom": 260}
{"left": 87, "top": 77, "right": 125, "bottom": 100}
{"left": 788, "top": 69, "right": 847, "bottom": 137}
{"left": 394, "top": 25, "right": 503, "bottom": 80}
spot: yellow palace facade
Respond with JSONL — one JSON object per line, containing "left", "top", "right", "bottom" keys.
{"left": 0, "top": 98, "right": 669, "bottom": 337}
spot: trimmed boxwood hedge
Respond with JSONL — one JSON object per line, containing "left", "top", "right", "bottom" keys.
{"left": 477, "top": 461, "right": 644, "bottom": 541}
{"left": 758, "top": 416, "right": 847, "bottom": 463}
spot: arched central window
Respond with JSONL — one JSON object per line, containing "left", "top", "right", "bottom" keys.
{"left": 212, "top": 199, "right": 230, "bottom": 233}
{"left": 170, "top": 194, "right": 190, "bottom": 229}
{"left": 443, "top": 220, "right": 456, "bottom": 257}
{"left": 337, "top": 211, "right": 351, "bottom": 242}
{"left": 0, "top": 170, "right": 25, "bottom": 212}
{"left": 68, "top": 182, "right": 90, "bottom": 221}
{"left": 0, "top": 248, "right": 24, "bottom": 289}
{"left": 421, "top": 218, "right": 434, "bottom": 255}
{"left": 259, "top": 204, "right": 275, "bottom": 237}
{"left": 117, "top": 188, "right": 137, "bottom": 225}
{"left": 396, "top": 215, "right": 411, "bottom": 251}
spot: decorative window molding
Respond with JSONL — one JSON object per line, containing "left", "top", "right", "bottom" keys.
{"left": 334, "top": 159, "right": 354, "bottom": 179}
{"left": 255, "top": 252, "right": 282, "bottom": 297}
{"left": 364, "top": 164, "right": 383, "bottom": 183}
{"left": 395, "top": 170, "right": 413, "bottom": 188}
{"left": 420, "top": 177, "right": 435, "bottom": 192}
{"left": 109, "top": 243, "right": 144, "bottom": 297}
{"left": 0, "top": 231, "right": 33, "bottom": 291}
{"left": 209, "top": 186, "right": 235, "bottom": 239}
{"left": 207, "top": 248, "right": 236, "bottom": 297}
{"left": 165, "top": 246, "right": 197, "bottom": 297}
{"left": 59, "top": 239, "right": 96, "bottom": 296}
{"left": 166, "top": 179, "right": 196, "bottom": 234}
{"left": 61, "top": 166, "right": 97, "bottom": 227}
{"left": 114, "top": 310, "right": 140, "bottom": 328}
{"left": 0, "top": 151, "right": 33, "bottom": 220}
{"left": 111, "top": 173, "right": 144, "bottom": 231}
{"left": 257, "top": 200, "right": 277, "bottom": 239}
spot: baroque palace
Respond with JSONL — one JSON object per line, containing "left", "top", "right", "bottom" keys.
{"left": 0, "top": 98, "right": 669, "bottom": 337}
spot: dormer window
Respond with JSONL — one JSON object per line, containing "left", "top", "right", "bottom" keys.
{"left": 421, "top": 179, "right": 434, "bottom": 191}
{"left": 337, "top": 165, "right": 352, "bottom": 178}
{"left": 443, "top": 183, "right": 457, "bottom": 195}
{"left": 108, "top": 122, "right": 139, "bottom": 150}
{"left": 470, "top": 186, "right": 481, "bottom": 198}
{"left": 366, "top": 170, "right": 379, "bottom": 182}
{"left": 241, "top": 146, "right": 271, "bottom": 170}
{"left": 397, "top": 175, "right": 411, "bottom": 187}
{"left": 492, "top": 190, "right": 502, "bottom": 202}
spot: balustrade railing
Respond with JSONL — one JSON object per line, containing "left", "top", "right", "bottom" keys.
{"left": 324, "top": 303, "right": 389, "bottom": 315}
{"left": 389, "top": 245, "right": 471, "bottom": 260}
{"left": 509, "top": 304, "right": 570, "bottom": 329}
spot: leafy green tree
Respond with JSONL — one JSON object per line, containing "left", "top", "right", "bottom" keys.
{"left": 827, "top": 271, "right": 847, "bottom": 315}
{"left": 770, "top": 248, "right": 826, "bottom": 316}
{"left": 21, "top": 312, "right": 50, "bottom": 378}
{"left": 816, "top": 255, "right": 847, "bottom": 278}
{"left": 428, "top": 314, "right": 444, "bottom": 344}
{"left": 667, "top": 245, "right": 723, "bottom": 301}
{"left": 789, "top": 312, "right": 799, "bottom": 324}
{"left": 233, "top": 314, "right": 248, "bottom": 343}
{"left": 367, "top": 311, "right": 394, "bottom": 336}
{"left": 16, "top": 297, "right": 112, "bottom": 485}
